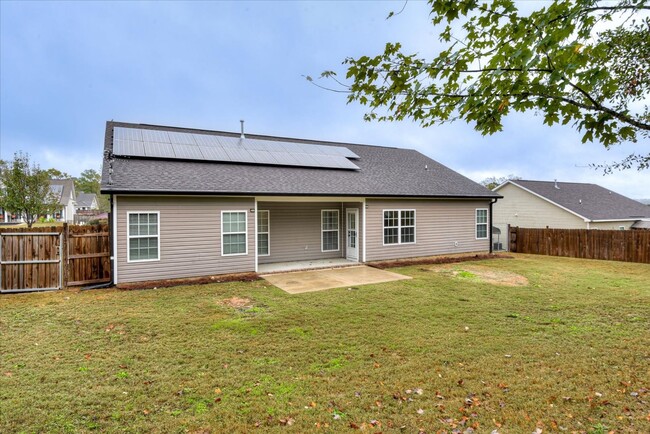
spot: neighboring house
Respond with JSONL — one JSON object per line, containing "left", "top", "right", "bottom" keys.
{"left": 49, "top": 179, "right": 76, "bottom": 223}
{"left": 76, "top": 193, "right": 99, "bottom": 211}
{"left": 100, "top": 121, "right": 500, "bottom": 284}
{"left": 493, "top": 180, "right": 650, "bottom": 239}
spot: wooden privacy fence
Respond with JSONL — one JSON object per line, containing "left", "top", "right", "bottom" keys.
{"left": 508, "top": 226, "right": 650, "bottom": 264}
{"left": 0, "top": 230, "right": 62, "bottom": 292}
{"left": 0, "top": 224, "right": 111, "bottom": 293}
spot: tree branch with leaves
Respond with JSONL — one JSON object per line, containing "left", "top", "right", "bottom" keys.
{"left": 0, "top": 152, "right": 60, "bottom": 228}
{"left": 314, "top": 0, "right": 649, "bottom": 172}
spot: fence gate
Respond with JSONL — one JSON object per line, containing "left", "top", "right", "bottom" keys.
{"left": 0, "top": 232, "right": 63, "bottom": 293}
{"left": 66, "top": 225, "right": 111, "bottom": 286}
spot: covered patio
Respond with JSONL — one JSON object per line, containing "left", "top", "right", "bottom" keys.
{"left": 255, "top": 197, "right": 364, "bottom": 271}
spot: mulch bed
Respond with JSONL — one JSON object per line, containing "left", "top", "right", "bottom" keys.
{"left": 116, "top": 272, "right": 261, "bottom": 290}
{"left": 368, "top": 253, "right": 513, "bottom": 269}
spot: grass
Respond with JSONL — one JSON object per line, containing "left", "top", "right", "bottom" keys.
{"left": 1, "top": 254, "right": 649, "bottom": 433}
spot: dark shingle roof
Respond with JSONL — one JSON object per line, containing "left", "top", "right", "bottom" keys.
{"left": 76, "top": 193, "right": 97, "bottom": 208}
{"left": 100, "top": 121, "right": 499, "bottom": 199}
{"left": 504, "top": 180, "right": 650, "bottom": 221}
{"left": 49, "top": 179, "right": 75, "bottom": 206}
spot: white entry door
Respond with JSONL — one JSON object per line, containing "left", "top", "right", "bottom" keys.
{"left": 346, "top": 208, "right": 359, "bottom": 262}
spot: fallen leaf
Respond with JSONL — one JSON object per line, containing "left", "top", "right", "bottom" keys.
{"left": 142, "top": 409, "right": 150, "bottom": 415}
{"left": 278, "top": 417, "right": 295, "bottom": 426}
{"left": 416, "top": 408, "right": 424, "bottom": 414}
{"left": 458, "top": 379, "right": 465, "bottom": 386}
{"left": 4, "top": 372, "right": 13, "bottom": 377}
{"left": 214, "top": 388, "right": 222, "bottom": 394}
{"left": 349, "top": 422, "right": 359, "bottom": 429}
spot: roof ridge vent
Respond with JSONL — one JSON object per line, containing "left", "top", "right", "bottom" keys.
{"left": 554, "top": 179, "right": 560, "bottom": 189}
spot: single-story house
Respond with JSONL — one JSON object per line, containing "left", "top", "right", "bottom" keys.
{"left": 49, "top": 179, "right": 77, "bottom": 223}
{"left": 100, "top": 121, "right": 501, "bottom": 284}
{"left": 492, "top": 180, "right": 650, "bottom": 238}
{"left": 76, "top": 193, "right": 99, "bottom": 211}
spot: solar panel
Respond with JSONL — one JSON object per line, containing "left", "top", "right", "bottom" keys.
{"left": 173, "top": 144, "right": 204, "bottom": 160}
{"left": 114, "top": 139, "right": 145, "bottom": 156}
{"left": 141, "top": 129, "right": 170, "bottom": 143}
{"left": 112, "top": 126, "right": 360, "bottom": 170}
{"left": 143, "top": 142, "right": 175, "bottom": 158}
{"left": 199, "top": 145, "right": 231, "bottom": 161}
{"left": 167, "top": 131, "right": 197, "bottom": 145}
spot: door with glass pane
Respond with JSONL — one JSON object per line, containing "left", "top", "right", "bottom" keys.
{"left": 346, "top": 208, "right": 359, "bottom": 261}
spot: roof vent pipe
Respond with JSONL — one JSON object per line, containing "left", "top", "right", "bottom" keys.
{"left": 554, "top": 179, "right": 559, "bottom": 189}
{"left": 240, "top": 120, "right": 245, "bottom": 139}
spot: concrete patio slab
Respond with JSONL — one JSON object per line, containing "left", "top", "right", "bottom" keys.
{"left": 261, "top": 265, "right": 411, "bottom": 294}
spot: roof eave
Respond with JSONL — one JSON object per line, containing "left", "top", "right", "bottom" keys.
{"left": 100, "top": 188, "right": 501, "bottom": 200}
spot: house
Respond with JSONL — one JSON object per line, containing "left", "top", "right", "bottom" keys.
{"left": 492, "top": 180, "right": 650, "bottom": 239}
{"left": 100, "top": 121, "right": 500, "bottom": 284}
{"left": 76, "top": 193, "right": 99, "bottom": 211}
{"left": 49, "top": 179, "right": 77, "bottom": 223}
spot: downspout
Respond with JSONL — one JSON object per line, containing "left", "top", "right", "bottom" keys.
{"left": 489, "top": 198, "right": 498, "bottom": 254}
{"left": 82, "top": 193, "right": 114, "bottom": 290}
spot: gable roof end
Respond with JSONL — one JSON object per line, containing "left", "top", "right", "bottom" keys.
{"left": 497, "top": 179, "right": 650, "bottom": 221}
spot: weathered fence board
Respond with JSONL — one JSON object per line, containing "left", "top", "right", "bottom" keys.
{"left": 509, "top": 226, "right": 650, "bottom": 264}
{"left": 0, "top": 228, "right": 63, "bottom": 292}
{"left": 66, "top": 224, "right": 111, "bottom": 286}
{"left": 0, "top": 224, "right": 111, "bottom": 292}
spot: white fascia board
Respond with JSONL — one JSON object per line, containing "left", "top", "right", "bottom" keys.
{"left": 591, "top": 218, "right": 645, "bottom": 222}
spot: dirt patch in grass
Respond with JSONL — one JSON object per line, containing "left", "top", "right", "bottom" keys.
{"left": 217, "top": 296, "right": 253, "bottom": 309}
{"left": 430, "top": 264, "right": 529, "bottom": 286}
{"left": 117, "top": 272, "right": 260, "bottom": 290}
{"left": 369, "top": 252, "right": 512, "bottom": 269}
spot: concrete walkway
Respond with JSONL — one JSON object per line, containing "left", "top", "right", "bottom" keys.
{"left": 261, "top": 265, "right": 411, "bottom": 294}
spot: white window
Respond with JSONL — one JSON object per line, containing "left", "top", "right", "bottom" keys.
{"left": 321, "top": 210, "right": 339, "bottom": 252}
{"left": 222, "top": 211, "right": 247, "bottom": 256}
{"left": 476, "top": 209, "right": 488, "bottom": 239}
{"left": 257, "top": 210, "right": 270, "bottom": 256}
{"left": 619, "top": 226, "right": 625, "bottom": 231}
{"left": 383, "top": 210, "right": 416, "bottom": 245}
{"left": 127, "top": 212, "right": 160, "bottom": 262}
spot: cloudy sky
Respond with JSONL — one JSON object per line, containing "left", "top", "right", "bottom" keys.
{"left": 1, "top": 1, "right": 648, "bottom": 198}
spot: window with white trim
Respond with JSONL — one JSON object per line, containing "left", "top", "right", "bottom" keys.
{"left": 128, "top": 212, "right": 159, "bottom": 261}
{"left": 222, "top": 211, "right": 247, "bottom": 255}
{"left": 321, "top": 210, "right": 339, "bottom": 252}
{"left": 476, "top": 209, "right": 488, "bottom": 239}
{"left": 383, "top": 210, "right": 415, "bottom": 245}
{"left": 257, "top": 210, "right": 270, "bottom": 256}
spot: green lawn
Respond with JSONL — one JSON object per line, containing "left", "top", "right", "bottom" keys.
{"left": 1, "top": 254, "right": 649, "bottom": 433}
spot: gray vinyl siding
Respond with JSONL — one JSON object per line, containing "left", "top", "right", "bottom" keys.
{"left": 365, "top": 199, "right": 491, "bottom": 261}
{"left": 257, "top": 202, "right": 346, "bottom": 264}
{"left": 116, "top": 195, "right": 255, "bottom": 283}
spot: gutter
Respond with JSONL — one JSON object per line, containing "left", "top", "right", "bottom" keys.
{"left": 100, "top": 189, "right": 502, "bottom": 200}
{"left": 489, "top": 198, "right": 498, "bottom": 254}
